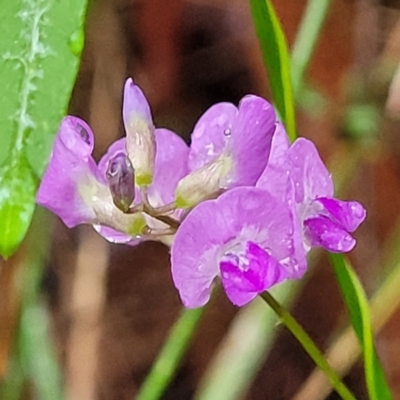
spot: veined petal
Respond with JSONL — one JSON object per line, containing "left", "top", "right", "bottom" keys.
{"left": 304, "top": 215, "right": 356, "bottom": 252}
{"left": 287, "top": 138, "right": 334, "bottom": 203}
{"left": 123, "top": 78, "right": 156, "bottom": 186}
{"left": 316, "top": 197, "right": 366, "bottom": 232}
{"left": 220, "top": 241, "right": 288, "bottom": 306}
{"left": 227, "top": 95, "right": 276, "bottom": 187}
{"left": 171, "top": 187, "right": 304, "bottom": 308}
{"left": 188, "top": 103, "right": 238, "bottom": 171}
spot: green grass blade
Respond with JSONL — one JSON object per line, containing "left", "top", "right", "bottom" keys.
{"left": 249, "top": 0, "right": 296, "bottom": 141}
{"left": 330, "top": 253, "right": 392, "bottom": 400}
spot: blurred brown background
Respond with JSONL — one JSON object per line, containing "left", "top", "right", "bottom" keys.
{"left": 3, "top": 0, "right": 400, "bottom": 399}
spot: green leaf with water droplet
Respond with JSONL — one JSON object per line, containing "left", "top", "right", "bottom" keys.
{"left": 0, "top": 0, "right": 88, "bottom": 258}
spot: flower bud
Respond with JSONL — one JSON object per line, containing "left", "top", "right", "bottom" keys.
{"left": 175, "top": 153, "right": 233, "bottom": 209}
{"left": 123, "top": 79, "right": 156, "bottom": 186}
{"left": 106, "top": 152, "right": 135, "bottom": 212}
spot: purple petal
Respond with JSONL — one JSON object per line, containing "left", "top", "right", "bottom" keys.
{"left": 94, "top": 225, "right": 141, "bottom": 246}
{"left": 220, "top": 241, "right": 288, "bottom": 306}
{"left": 56, "top": 116, "right": 95, "bottom": 157}
{"left": 188, "top": 103, "right": 238, "bottom": 171}
{"left": 316, "top": 197, "right": 366, "bottom": 232}
{"left": 98, "top": 138, "right": 126, "bottom": 181}
{"left": 122, "top": 78, "right": 153, "bottom": 127}
{"left": 304, "top": 215, "right": 356, "bottom": 252}
{"left": 149, "top": 128, "right": 189, "bottom": 206}
{"left": 171, "top": 187, "right": 304, "bottom": 308}
{"left": 37, "top": 117, "right": 100, "bottom": 228}
{"left": 287, "top": 138, "right": 334, "bottom": 203}
{"left": 123, "top": 78, "right": 156, "bottom": 185}
{"left": 268, "top": 121, "right": 290, "bottom": 165}
{"left": 256, "top": 122, "right": 291, "bottom": 204}
{"left": 227, "top": 95, "right": 276, "bottom": 187}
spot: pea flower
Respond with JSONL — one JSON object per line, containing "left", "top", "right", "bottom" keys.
{"left": 37, "top": 80, "right": 189, "bottom": 244}
{"left": 175, "top": 97, "right": 277, "bottom": 208}
{"left": 171, "top": 187, "right": 306, "bottom": 308}
{"left": 257, "top": 130, "right": 366, "bottom": 253}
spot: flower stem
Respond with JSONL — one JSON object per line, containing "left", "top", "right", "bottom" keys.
{"left": 291, "top": 0, "right": 332, "bottom": 97}
{"left": 260, "top": 291, "right": 357, "bottom": 400}
{"left": 136, "top": 307, "right": 204, "bottom": 400}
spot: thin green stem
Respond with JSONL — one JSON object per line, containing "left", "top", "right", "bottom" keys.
{"left": 260, "top": 291, "right": 357, "bottom": 400}
{"left": 291, "top": 0, "right": 332, "bottom": 97}
{"left": 136, "top": 307, "right": 204, "bottom": 400}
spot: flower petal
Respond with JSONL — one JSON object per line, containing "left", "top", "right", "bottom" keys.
{"left": 123, "top": 78, "right": 156, "bottom": 186}
{"left": 268, "top": 121, "right": 290, "bottom": 165}
{"left": 188, "top": 102, "right": 238, "bottom": 171}
{"left": 316, "top": 197, "right": 366, "bottom": 232}
{"left": 304, "top": 215, "right": 356, "bottom": 252}
{"left": 227, "top": 95, "right": 276, "bottom": 187}
{"left": 57, "top": 115, "right": 95, "bottom": 157}
{"left": 220, "top": 241, "right": 288, "bottom": 306}
{"left": 288, "top": 138, "right": 334, "bottom": 203}
{"left": 93, "top": 225, "right": 141, "bottom": 245}
{"left": 256, "top": 122, "right": 291, "bottom": 204}
{"left": 98, "top": 138, "right": 126, "bottom": 180}
{"left": 37, "top": 117, "right": 100, "bottom": 228}
{"left": 122, "top": 78, "right": 153, "bottom": 128}
{"left": 171, "top": 187, "right": 304, "bottom": 307}
{"left": 149, "top": 128, "right": 189, "bottom": 206}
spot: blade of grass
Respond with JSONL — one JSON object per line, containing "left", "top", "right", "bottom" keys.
{"left": 330, "top": 253, "right": 392, "bottom": 400}
{"left": 291, "top": 0, "right": 331, "bottom": 96}
{"left": 250, "top": 0, "right": 296, "bottom": 141}
{"left": 136, "top": 307, "right": 204, "bottom": 400}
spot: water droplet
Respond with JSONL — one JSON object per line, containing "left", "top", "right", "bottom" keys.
{"left": 68, "top": 27, "right": 84, "bottom": 57}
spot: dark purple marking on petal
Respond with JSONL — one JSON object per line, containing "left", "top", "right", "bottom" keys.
{"left": 76, "top": 122, "right": 91, "bottom": 145}
{"left": 219, "top": 241, "right": 288, "bottom": 306}
{"left": 316, "top": 197, "right": 366, "bottom": 232}
{"left": 304, "top": 215, "right": 356, "bottom": 253}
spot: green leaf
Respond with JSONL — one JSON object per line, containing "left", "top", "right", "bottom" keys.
{"left": 0, "top": 157, "right": 37, "bottom": 258}
{"left": 249, "top": 0, "right": 296, "bottom": 141}
{"left": 330, "top": 253, "right": 393, "bottom": 400}
{"left": 0, "top": 0, "right": 88, "bottom": 258}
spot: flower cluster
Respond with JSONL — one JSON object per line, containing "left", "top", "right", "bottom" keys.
{"left": 37, "top": 78, "right": 366, "bottom": 308}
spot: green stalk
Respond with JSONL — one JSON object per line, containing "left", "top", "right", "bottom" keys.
{"left": 260, "top": 291, "right": 357, "bottom": 400}
{"left": 136, "top": 307, "right": 204, "bottom": 400}
{"left": 291, "top": 0, "right": 332, "bottom": 96}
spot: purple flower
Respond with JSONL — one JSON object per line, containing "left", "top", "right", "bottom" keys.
{"left": 36, "top": 116, "right": 147, "bottom": 236}
{"left": 257, "top": 133, "right": 366, "bottom": 253}
{"left": 175, "top": 96, "right": 277, "bottom": 208}
{"left": 37, "top": 79, "right": 189, "bottom": 244}
{"left": 171, "top": 187, "right": 306, "bottom": 308}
